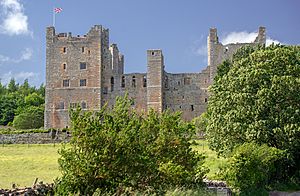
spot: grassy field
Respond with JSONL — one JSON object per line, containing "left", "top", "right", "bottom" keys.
{"left": 0, "top": 144, "right": 61, "bottom": 189}
{"left": 0, "top": 140, "right": 224, "bottom": 189}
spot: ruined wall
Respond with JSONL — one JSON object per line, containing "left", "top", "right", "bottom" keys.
{"left": 165, "top": 67, "right": 210, "bottom": 121}
{"left": 208, "top": 27, "right": 266, "bottom": 80}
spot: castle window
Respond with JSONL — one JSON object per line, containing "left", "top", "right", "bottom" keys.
{"left": 82, "top": 47, "right": 85, "bottom": 53}
{"left": 80, "top": 62, "right": 87, "bottom": 70}
{"left": 57, "top": 101, "right": 64, "bottom": 109}
{"left": 88, "top": 50, "right": 91, "bottom": 55}
{"left": 103, "top": 87, "right": 108, "bottom": 94}
{"left": 81, "top": 101, "right": 87, "bottom": 109}
{"left": 111, "top": 77, "right": 114, "bottom": 92}
{"left": 63, "top": 63, "right": 66, "bottom": 70}
{"left": 63, "top": 79, "right": 70, "bottom": 87}
{"left": 80, "top": 79, "right": 86, "bottom": 87}
{"left": 205, "top": 98, "right": 208, "bottom": 103}
{"left": 143, "top": 76, "right": 147, "bottom": 87}
{"left": 121, "top": 76, "right": 125, "bottom": 88}
{"left": 191, "top": 105, "right": 194, "bottom": 111}
{"left": 184, "top": 77, "right": 191, "bottom": 85}
{"left": 62, "top": 47, "right": 67, "bottom": 54}
{"left": 178, "top": 81, "right": 181, "bottom": 86}
{"left": 151, "top": 51, "right": 155, "bottom": 56}
{"left": 132, "top": 76, "right": 136, "bottom": 87}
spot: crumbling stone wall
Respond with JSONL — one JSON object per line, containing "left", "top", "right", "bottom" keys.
{"left": 0, "top": 132, "right": 70, "bottom": 144}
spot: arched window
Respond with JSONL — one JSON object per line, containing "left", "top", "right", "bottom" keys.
{"left": 143, "top": 75, "right": 147, "bottom": 87}
{"left": 132, "top": 76, "right": 136, "bottom": 87}
{"left": 111, "top": 77, "right": 114, "bottom": 92}
{"left": 121, "top": 76, "right": 125, "bottom": 88}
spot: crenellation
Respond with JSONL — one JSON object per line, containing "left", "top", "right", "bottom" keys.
{"left": 45, "top": 25, "right": 267, "bottom": 129}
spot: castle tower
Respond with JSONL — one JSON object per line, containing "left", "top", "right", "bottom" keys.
{"left": 207, "top": 28, "right": 219, "bottom": 81}
{"left": 146, "top": 50, "right": 165, "bottom": 113}
{"left": 44, "top": 25, "right": 110, "bottom": 129}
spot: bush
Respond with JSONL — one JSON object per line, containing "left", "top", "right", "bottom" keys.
{"left": 55, "top": 96, "right": 207, "bottom": 195}
{"left": 13, "top": 106, "right": 44, "bottom": 129}
{"left": 221, "top": 142, "right": 286, "bottom": 194}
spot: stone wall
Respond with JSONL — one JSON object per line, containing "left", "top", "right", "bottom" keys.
{"left": 0, "top": 132, "right": 70, "bottom": 144}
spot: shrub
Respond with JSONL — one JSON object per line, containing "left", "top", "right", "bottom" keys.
{"left": 221, "top": 142, "right": 286, "bottom": 194}
{"left": 55, "top": 96, "right": 207, "bottom": 195}
{"left": 13, "top": 106, "right": 44, "bottom": 129}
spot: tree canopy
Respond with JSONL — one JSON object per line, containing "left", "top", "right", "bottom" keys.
{"left": 56, "top": 96, "right": 207, "bottom": 195}
{"left": 206, "top": 45, "right": 300, "bottom": 182}
{"left": 0, "top": 79, "right": 45, "bottom": 128}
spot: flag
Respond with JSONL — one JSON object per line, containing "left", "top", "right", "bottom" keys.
{"left": 54, "top": 7, "right": 63, "bottom": 13}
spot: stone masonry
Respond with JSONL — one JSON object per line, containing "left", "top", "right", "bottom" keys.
{"left": 45, "top": 25, "right": 266, "bottom": 129}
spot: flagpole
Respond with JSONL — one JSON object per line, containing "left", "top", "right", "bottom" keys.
{"left": 52, "top": 7, "right": 55, "bottom": 27}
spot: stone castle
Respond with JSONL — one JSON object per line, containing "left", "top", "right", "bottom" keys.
{"left": 44, "top": 25, "right": 266, "bottom": 129}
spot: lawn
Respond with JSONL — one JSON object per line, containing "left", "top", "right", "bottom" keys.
{"left": 0, "top": 144, "right": 61, "bottom": 189}
{"left": 0, "top": 140, "right": 224, "bottom": 189}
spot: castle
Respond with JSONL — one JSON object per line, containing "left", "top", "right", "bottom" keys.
{"left": 44, "top": 25, "right": 266, "bottom": 129}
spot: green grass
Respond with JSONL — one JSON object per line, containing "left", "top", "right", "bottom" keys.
{"left": 0, "top": 140, "right": 225, "bottom": 189}
{"left": 192, "top": 139, "right": 227, "bottom": 180}
{"left": 0, "top": 144, "right": 61, "bottom": 189}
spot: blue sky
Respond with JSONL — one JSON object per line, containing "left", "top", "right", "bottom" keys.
{"left": 0, "top": 0, "right": 299, "bottom": 86}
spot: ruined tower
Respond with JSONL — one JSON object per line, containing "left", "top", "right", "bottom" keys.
{"left": 146, "top": 50, "right": 165, "bottom": 113}
{"left": 207, "top": 26, "right": 266, "bottom": 81}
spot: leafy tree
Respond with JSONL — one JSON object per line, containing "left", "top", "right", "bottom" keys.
{"left": 7, "top": 78, "right": 18, "bottom": 93}
{"left": 206, "top": 45, "right": 300, "bottom": 181}
{"left": 24, "top": 92, "right": 44, "bottom": 107}
{"left": 221, "top": 143, "right": 286, "bottom": 194}
{"left": 0, "top": 94, "right": 17, "bottom": 125}
{"left": 55, "top": 96, "right": 207, "bottom": 195}
{"left": 13, "top": 105, "right": 44, "bottom": 129}
{"left": 192, "top": 112, "right": 208, "bottom": 137}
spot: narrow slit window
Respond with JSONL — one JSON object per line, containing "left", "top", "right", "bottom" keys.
{"left": 191, "top": 105, "right": 194, "bottom": 111}
{"left": 82, "top": 47, "right": 85, "bottom": 53}
{"left": 132, "top": 76, "right": 136, "bottom": 87}
{"left": 111, "top": 77, "right": 114, "bottom": 92}
{"left": 143, "top": 76, "right": 147, "bottom": 87}
{"left": 121, "top": 76, "right": 125, "bottom": 88}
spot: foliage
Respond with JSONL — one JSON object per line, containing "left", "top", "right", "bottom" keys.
{"left": 13, "top": 105, "right": 44, "bottom": 129}
{"left": 206, "top": 45, "right": 300, "bottom": 181}
{"left": 55, "top": 96, "right": 207, "bottom": 195}
{"left": 192, "top": 112, "right": 208, "bottom": 137}
{"left": 0, "top": 79, "right": 45, "bottom": 127}
{"left": 220, "top": 143, "right": 286, "bottom": 194}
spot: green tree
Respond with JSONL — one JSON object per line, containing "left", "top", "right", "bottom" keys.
{"left": 206, "top": 45, "right": 300, "bottom": 181}
{"left": 13, "top": 105, "right": 44, "bottom": 129}
{"left": 55, "top": 96, "right": 207, "bottom": 195}
{"left": 7, "top": 78, "right": 18, "bottom": 93}
{"left": 0, "top": 94, "right": 17, "bottom": 125}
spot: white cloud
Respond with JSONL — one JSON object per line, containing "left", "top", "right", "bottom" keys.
{"left": 0, "top": 0, "right": 32, "bottom": 36}
{"left": 0, "top": 71, "right": 39, "bottom": 84}
{"left": 195, "top": 45, "right": 207, "bottom": 56}
{"left": 221, "top": 31, "right": 280, "bottom": 46}
{"left": 0, "top": 47, "right": 33, "bottom": 64}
